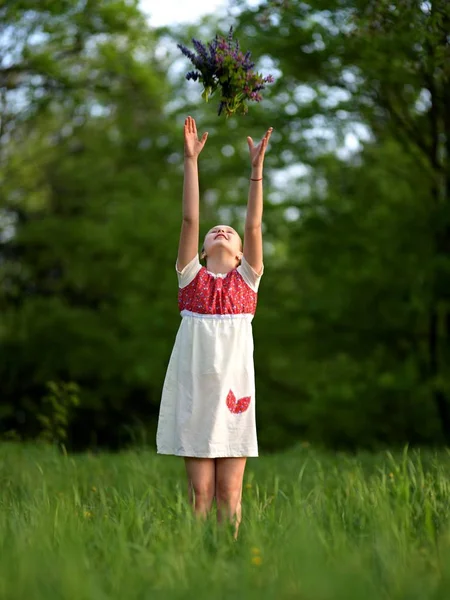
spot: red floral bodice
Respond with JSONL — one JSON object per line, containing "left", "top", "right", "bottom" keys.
{"left": 178, "top": 267, "right": 257, "bottom": 315}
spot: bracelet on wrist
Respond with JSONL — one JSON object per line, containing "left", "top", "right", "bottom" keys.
{"left": 250, "top": 177, "right": 263, "bottom": 181}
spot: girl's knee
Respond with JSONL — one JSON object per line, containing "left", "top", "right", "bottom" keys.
{"left": 191, "top": 482, "right": 215, "bottom": 504}
{"left": 215, "top": 482, "right": 241, "bottom": 505}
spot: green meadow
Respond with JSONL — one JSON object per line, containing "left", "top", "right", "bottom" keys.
{"left": 3, "top": 443, "right": 450, "bottom": 599}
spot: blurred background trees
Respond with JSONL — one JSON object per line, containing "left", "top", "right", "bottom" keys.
{"left": 1, "top": 0, "right": 449, "bottom": 451}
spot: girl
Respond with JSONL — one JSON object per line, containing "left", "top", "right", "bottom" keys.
{"left": 156, "top": 116, "right": 272, "bottom": 539}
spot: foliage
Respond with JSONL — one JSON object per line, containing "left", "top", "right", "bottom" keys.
{"left": 4, "top": 443, "right": 450, "bottom": 597}
{"left": 0, "top": 0, "right": 180, "bottom": 447}
{"left": 37, "top": 381, "right": 80, "bottom": 446}
{"left": 225, "top": 0, "right": 450, "bottom": 449}
{"left": 0, "top": 0, "right": 449, "bottom": 450}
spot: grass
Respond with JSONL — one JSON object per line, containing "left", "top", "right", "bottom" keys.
{"left": 2, "top": 442, "right": 450, "bottom": 599}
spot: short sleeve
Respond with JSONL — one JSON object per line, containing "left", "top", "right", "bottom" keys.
{"left": 176, "top": 254, "right": 202, "bottom": 289}
{"left": 237, "top": 255, "right": 264, "bottom": 293}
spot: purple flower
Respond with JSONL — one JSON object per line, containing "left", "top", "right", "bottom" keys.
{"left": 178, "top": 26, "right": 274, "bottom": 117}
{"left": 227, "top": 26, "right": 234, "bottom": 48}
{"left": 186, "top": 70, "right": 200, "bottom": 81}
{"left": 177, "top": 43, "right": 196, "bottom": 64}
{"left": 192, "top": 39, "right": 208, "bottom": 60}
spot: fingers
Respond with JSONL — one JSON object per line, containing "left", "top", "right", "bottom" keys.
{"left": 247, "top": 128, "right": 272, "bottom": 153}
{"left": 258, "top": 127, "right": 273, "bottom": 154}
{"left": 185, "top": 116, "right": 201, "bottom": 138}
{"left": 184, "top": 118, "right": 208, "bottom": 156}
{"left": 262, "top": 127, "right": 273, "bottom": 144}
{"left": 248, "top": 127, "right": 273, "bottom": 167}
{"left": 184, "top": 116, "right": 193, "bottom": 134}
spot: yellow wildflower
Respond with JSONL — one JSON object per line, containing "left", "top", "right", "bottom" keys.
{"left": 251, "top": 556, "right": 263, "bottom": 566}
{"left": 251, "top": 547, "right": 261, "bottom": 555}
{"left": 245, "top": 483, "right": 252, "bottom": 489}
{"left": 84, "top": 511, "right": 92, "bottom": 518}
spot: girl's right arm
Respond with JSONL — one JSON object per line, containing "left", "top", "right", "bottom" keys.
{"left": 177, "top": 116, "right": 208, "bottom": 271}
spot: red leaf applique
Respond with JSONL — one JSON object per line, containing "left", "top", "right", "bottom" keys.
{"left": 226, "top": 389, "right": 251, "bottom": 414}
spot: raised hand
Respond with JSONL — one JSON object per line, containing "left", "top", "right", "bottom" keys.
{"left": 184, "top": 116, "right": 208, "bottom": 159}
{"left": 247, "top": 127, "right": 273, "bottom": 169}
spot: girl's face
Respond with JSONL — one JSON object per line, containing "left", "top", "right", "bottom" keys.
{"left": 203, "top": 225, "right": 243, "bottom": 260}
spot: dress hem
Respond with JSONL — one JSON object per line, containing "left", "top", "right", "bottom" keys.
{"left": 157, "top": 448, "right": 258, "bottom": 458}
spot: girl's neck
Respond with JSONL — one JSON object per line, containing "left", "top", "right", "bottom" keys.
{"left": 205, "top": 255, "right": 238, "bottom": 275}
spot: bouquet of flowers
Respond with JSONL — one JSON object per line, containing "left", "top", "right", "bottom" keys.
{"left": 177, "top": 27, "right": 274, "bottom": 117}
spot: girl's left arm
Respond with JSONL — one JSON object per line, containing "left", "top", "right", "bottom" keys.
{"left": 244, "top": 127, "right": 273, "bottom": 274}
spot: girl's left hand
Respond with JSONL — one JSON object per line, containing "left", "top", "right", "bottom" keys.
{"left": 247, "top": 127, "right": 273, "bottom": 169}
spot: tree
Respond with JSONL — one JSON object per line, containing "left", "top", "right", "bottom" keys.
{"left": 0, "top": 0, "right": 182, "bottom": 446}
{"left": 225, "top": 0, "right": 450, "bottom": 448}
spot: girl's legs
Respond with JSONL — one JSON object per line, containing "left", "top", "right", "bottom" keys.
{"left": 215, "top": 457, "right": 247, "bottom": 540}
{"left": 184, "top": 457, "right": 215, "bottom": 518}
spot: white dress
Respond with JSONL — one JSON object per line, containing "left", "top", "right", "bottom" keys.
{"left": 156, "top": 254, "right": 263, "bottom": 458}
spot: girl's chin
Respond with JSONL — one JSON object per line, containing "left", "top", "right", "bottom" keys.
{"left": 207, "top": 245, "right": 236, "bottom": 256}
{"left": 210, "top": 240, "right": 229, "bottom": 249}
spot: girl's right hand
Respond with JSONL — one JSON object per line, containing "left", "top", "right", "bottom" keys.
{"left": 184, "top": 116, "right": 208, "bottom": 158}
